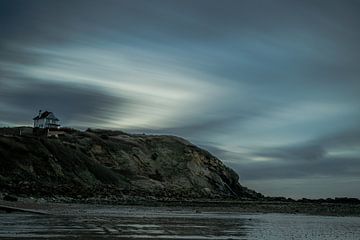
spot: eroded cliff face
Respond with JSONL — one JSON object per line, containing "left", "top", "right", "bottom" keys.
{"left": 0, "top": 129, "right": 261, "bottom": 200}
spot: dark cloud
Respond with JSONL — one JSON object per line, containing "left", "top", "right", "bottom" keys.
{"left": 139, "top": 106, "right": 271, "bottom": 137}
{"left": 314, "top": 128, "right": 360, "bottom": 149}
{"left": 0, "top": 79, "right": 129, "bottom": 126}
{"left": 204, "top": 127, "right": 360, "bottom": 181}
{"left": 233, "top": 156, "right": 360, "bottom": 181}
{"left": 254, "top": 144, "right": 325, "bottom": 163}
{"left": 1, "top": 0, "right": 360, "bottom": 197}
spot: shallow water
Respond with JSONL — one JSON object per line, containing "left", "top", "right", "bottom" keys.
{"left": 0, "top": 206, "right": 359, "bottom": 239}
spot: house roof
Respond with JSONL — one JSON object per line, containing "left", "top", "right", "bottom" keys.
{"left": 33, "top": 111, "right": 59, "bottom": 121}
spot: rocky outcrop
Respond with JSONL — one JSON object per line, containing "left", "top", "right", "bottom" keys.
{"left": 0, "top": 128, "right": 261, "bottom": 200}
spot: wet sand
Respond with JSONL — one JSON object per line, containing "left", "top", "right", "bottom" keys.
{"left": 0, "top": 202, "right": 360, "bottom": 239}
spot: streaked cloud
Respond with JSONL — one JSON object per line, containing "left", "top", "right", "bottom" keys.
{"left": 1, "top": 0, "right": 359, "bottom": 198}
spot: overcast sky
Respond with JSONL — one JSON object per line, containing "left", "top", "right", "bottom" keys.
{"left": 1, "top": 0, "right": 360, "bottom": 199}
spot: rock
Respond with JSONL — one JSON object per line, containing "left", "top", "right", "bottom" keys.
{"left": 0, "top": 128, "right": 263, "bottom": 200}
{"left": 3, "top": 194, "right": 18, "bottom": 202}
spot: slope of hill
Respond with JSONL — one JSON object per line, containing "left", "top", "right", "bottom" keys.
{"left": 0, "top": 128, "right": 262, "bottom": 201}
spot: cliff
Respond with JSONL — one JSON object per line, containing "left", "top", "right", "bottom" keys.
{"left": 0, "top": 128, "right": 261, "bottom": 201}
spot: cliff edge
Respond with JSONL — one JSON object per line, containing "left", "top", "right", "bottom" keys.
{"left": 0, "top": 128, "right": 262, "bottom": 201}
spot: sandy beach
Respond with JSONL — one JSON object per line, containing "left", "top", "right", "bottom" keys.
{"left": 1, "top": 200, "right": 360, "bottom": 239}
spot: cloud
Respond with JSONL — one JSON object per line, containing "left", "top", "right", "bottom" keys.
{"left": 1, "top": 0, "right": 360, "bottom": 198}
{"left": 9, "top": 45, "right": 233, "bottom": 129}
{"left": 0, "top": 78, "right": 129, "bottom": 127}
{"left": 204, "top": 127, "right": 360, "bottom": 182}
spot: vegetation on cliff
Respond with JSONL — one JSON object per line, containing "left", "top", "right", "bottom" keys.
{"left": 0, "top": 127, "right": 261, "bottom": 201}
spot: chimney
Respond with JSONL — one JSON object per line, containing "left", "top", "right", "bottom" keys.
{"left": 38, "top": 110, "right": 42, "bottom": 117}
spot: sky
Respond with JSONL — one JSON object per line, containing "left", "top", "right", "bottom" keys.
{"left": 1, "top": 0, "right": 360, "bottom": 199}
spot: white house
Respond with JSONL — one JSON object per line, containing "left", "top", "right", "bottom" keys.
{"left": 33, "top": 110, "right": 60, "bottom": 129}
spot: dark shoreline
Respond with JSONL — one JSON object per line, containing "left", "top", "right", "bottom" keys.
{"left": 1, "top": 197, "right": 360, "bottom": 217}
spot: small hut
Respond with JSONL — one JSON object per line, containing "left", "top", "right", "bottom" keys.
{"left": 33, "top": 110, "right": 63, "bottom": 137}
